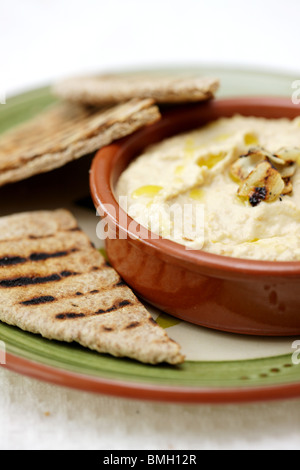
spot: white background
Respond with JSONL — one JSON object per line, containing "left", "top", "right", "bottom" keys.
{"left": 1, "top": 0, "right": 300, "bottom": 451}
{"left": 2, "top": 0, "right": 300, "bottom": 96}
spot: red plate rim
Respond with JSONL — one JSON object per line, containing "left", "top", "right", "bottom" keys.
{"left": 4, "top": 351, "right": 300, "bottom": 405}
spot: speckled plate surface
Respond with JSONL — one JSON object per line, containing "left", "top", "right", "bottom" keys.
{"left": 0, "top": 66, "right": 300, "bottom": 403}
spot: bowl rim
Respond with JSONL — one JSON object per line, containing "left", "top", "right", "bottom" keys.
{"left": 90, "top": 96, "right": 300, "bottom": 279}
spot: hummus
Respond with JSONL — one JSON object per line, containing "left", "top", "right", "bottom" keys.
{"left": 115, "top": 115, "right": 300, "bottom": 261}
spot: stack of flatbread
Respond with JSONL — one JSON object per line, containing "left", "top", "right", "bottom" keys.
{"left": 0, "top": 73, "right": 219, "bottom": 187}
{"left": 0, "top": 98, "right": 161, "bottom": 187}
{"left": 53, "top": 73, "right": 220, "bottom": 106}
{"left": 0, "top": 71, "right": 220, "bottom": 364}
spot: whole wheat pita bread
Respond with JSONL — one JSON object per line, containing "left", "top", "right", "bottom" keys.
{"left": 0, "top": 209, "right": 184, "bottom": 365}
{"left": 0, "top": 98, "right": 160, "bottom": 187}
{"left": 53, "top": 73, "right": 220, "bottom": 106}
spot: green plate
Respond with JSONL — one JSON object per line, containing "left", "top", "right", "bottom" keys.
{"left": 1, "top": 66, "right": 300, "bottom": 404}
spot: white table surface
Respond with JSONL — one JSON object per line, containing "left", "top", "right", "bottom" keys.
{"left": 0, "top": 368, "right": 300, "bottom": 450}
{"left": 1, "top": 0, "right": 300, "bottom": 450}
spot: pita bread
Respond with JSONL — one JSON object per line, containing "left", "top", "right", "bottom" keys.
{"left": 53, "top": 73, "right": 220, "bottom": 106}
{"left": 0, "top": 209, "right": 184, "bottom": 365}
{"left": 0, "top": 98, "right": 160, "bottom": 187}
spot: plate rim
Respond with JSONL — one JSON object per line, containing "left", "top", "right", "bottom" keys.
{"left": 2, "top": 65, "right": 300, "bottom": 404}
{"left": 4, "top": 351, "right": 300, "bottom": 404}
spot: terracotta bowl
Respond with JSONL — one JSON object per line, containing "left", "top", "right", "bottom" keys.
{"left": 90, "top": 97, "right": 300, "bottom": 336}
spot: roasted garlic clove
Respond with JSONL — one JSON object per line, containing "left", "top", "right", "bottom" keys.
{"left": 272, "top": 161, "right": 297, "bottom": 179}
{"left": 276, "top": 147, "right": 300, "bottom": 164}
{"left": 248, "top": 147, "right": 286, "bottom": 166}
{"left": 231, "top": 145, "right": 298, "bottom": 205}
{"left": 230, "top": 147, "right": 287, "bottom": 183}
{"left": 238, "top": 160, "right": 285, "bottom": 206}
{"left": 230, "top": 150, "right": 265, "bottom": 182}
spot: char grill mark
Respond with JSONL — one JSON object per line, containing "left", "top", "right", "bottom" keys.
{"left": 96, "top": 306, "right": 116, "bottom": 314}
{"left": 96, "top": 300, "right": 132, "bottom": 315}
{"left": 29, "top": 250, "right": 74, "bottom": 261}
{"left": 249, "top": 186, "right": 267, "bottom": 207}
{"left": 56, "top": 299, "right": 134, "bottom": 321}
{"left": 118, "top": 300, "right": 132, "bottom": 308}
{"left": 56, "top": 312, "right": 86, "bottom": 320}
{"left": 0, "top": 270, "right": 80, "bottom": 288}
{"left": 60, "top": 270, "right": 77, "bottom": 278}
{"left": 18, "top": 285, "right": 126, "bottom": 308}
{"left": 21, "top": 296, "right": 56, "bottom": 306}
{"left": 0, "top": 274, "right": 62, "bottom": 288}
{"left": 0, "top": 256, "right": 27, "bottom": 266}
{"left": 125, "top": 321, "right": 140, "bottom": 329}
{"left": 0, "top": 248, "right": 78, "bottom": 268}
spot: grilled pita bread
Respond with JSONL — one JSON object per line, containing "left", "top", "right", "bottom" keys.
{"left": 0, "top": 98, "right": 160, "bottom": 187}
{"left": 0, "top": 209, "right": 184, "bottom": 365}
{"left": 53, "top": 73, "right": 220, "bottom": 106}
